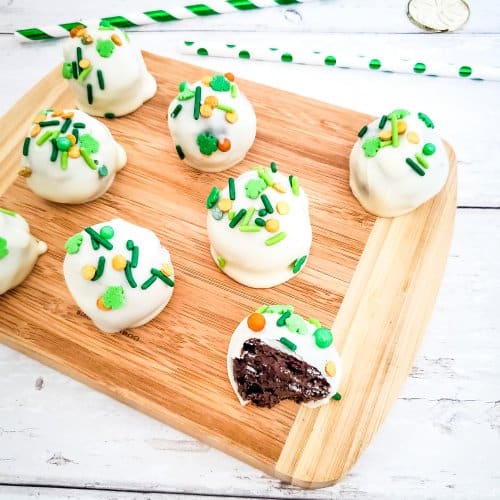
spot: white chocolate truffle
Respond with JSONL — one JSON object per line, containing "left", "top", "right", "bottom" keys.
{"left": 206, "top": 167, "right": 312, "bottom": 288}
{"left": 21, "top": 109, "right": 126, "bottom": 204}
{"left": 63, "top": 219, "right": 174, "bottom": 333}
{"left": 167, "top": 74, "right": 256, "bottom": 172}
{"left": 0, "top": 208, "right": 47, "bottom": 295}
{"left": 349, "top": 109, "right": 449, "bottom": 217}
{"left": 228, "top": 305, "right": 341, "bottom": 408}
{"left": 62, "top": 24, "right": 156, "bottom": 117}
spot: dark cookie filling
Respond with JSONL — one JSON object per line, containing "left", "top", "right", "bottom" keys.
{"left": 232, "top": 338, "right": 330, "bottom": 408}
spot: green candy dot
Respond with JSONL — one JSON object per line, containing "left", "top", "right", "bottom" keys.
{"left": 332, "top": 392, "right": 342, "bottom": 401}
{"left": 369, "top": 58, "right": 381, "bottom": 70}
{"left": 96, "top": 39, "right": 115, "bottom": 58}
{"left": 281, "top": 52, "right": 293, "bottom": 63}
{"left": 0, "top": 237, "right": 9, "bottom": 260}
{"left": 65, "top": 233, "right": 83, "bottom": 255}
{"left": 56, "top": 136, "right": 71, "bottom": 152}
{"left": 258, "top": 208, "right": 267, "bottom": 217}
{"left": 197, "top": 132, "right": 218, "bottom": 155}
{"left": 79, "top": 134, "right": 100, "bottom": 154}
{"left": 244, "top": 178, "right": 267, "bottom": 199}
{"left": 98, "top": 165, "right": 108, "bottom": 177}
{"left": 197, "top": 47, "right": 208, "bottom": 56}
{"left": 413, "top": 62, "right": 426, "bottom": 74}
{"left": 238, "top": 50, "right": 250, "bottom": 59}
{"left": 314, "top": 327, "right": 333, "bottom": 348}
{"left": 102, "top": 285, "right": 125, "bottom": 310}
{"left": 459, "top": 65, "right": 472, "bottom": 77}
{"left": 324, "top": 55, "right": 336, "bottom": 66}
{"left": 100, "top": 225, "right": 114, "bottom": 239}
{"left": 422, "top": 143, "right": 436, "bottom": 156}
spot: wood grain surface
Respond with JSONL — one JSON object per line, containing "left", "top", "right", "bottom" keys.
{"left": 0, "top": 52, "right": 455, "bottom": 488}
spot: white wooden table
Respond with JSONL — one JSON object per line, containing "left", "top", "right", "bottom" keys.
{"left": 1, "top": 1, "right": 499, "bottom": 498}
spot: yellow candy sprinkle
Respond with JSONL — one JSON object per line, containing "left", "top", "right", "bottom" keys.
{"left": 18, "top": 167, "right": 32, "bottom": 178}
{"left": 61, "top": 111, "right": 75, "bottom": 119}
{"left": 68, "top": 146, "right": 81, "bottom": 159}
{"left": 79, "top": 59, "right": 90, "bottom": 69}
{"left": 218, "top": 198, "right": 232, "bottom": 212}
{"left": 81, "top": 265, "right": 96, "bottom": 280}
{"left": 204, "top": 95, "right": 219, "bottom": 108}
{"left": 379, "top": 129, "right": 392, "bottom": 141}
{"left": 51, "top": 110, "right": 63, "bottom": 117}
{"left": 200, "top": 104, "right": 213, "bottom": 118}
{"left": 66, "top": 134, "right": 76, "bottom": 145}
{"left": 276, "top": 201, "right": 290, "bottom": 215}
{"left": 272, "top": 183, "right": 286, "bottom": 193}
{"left": 161, "top": 263, "right": 173, "bottom": 276}
{"left": 397, "top": 120, "right": 407, "bottom": 134}
{"left": 265, "top": 219, "right": 279, "bottom": 233}
{"left": 407, "top": 131, "right": 420, "bottom": 144}
{"left": 33, "top": 114, "right": 46, "bottom": 124}
{"left": 202, "top": 75, "right": 212, "bottom": 86}
{"left": 325, "top": 361, "right": 336, "bottom": 377}
{"left": 111, "top": 33, "right": 122, "bottom": 46}
{"left": 112, "top": 255, "right": 127, "bottom": 271}
{"left": 30, "top": 124, "right": 41, "bottom": 137}
{"left": 225, "top": 111, "right": 238, "bottom": 124}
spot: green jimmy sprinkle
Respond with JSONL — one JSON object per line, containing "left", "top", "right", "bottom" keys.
{"left": 240, "top": 207, "right": 255, "bottom": 226}
{"left": 378, "top": 115, "right": 388, "bottom": 129}
{"left": 357, "top": 125, "right": 368, "bottom": 138}
{"left": 151, "top": 268, "right": 174, "bottom": 287}
{"left": 270, "top": 161, "right": 277, "bottom": 173}
{"left": 279, "top": 337, "right": 297, "bottom": 351}
{"left": 228, "top": 177, "right": 236, "bottom": 200}
{"left": 193, "top": 86, "right": 202, "bottom": 120}
{"left": 91, "top": 256, "right": 106, "bottom": 281}
{"left": 206, "top": 186, "right": 220, "bottom": 208}
{"left": 22, "top": 137, "right": 30, "bottom": 156}
{"left": 170, "top": 104, "right": 182, "bottom": 118}
{"left": 260, "top": 194, "right": 273, "bottom": 214}
{"left": 405, "top": 157, "right": 426, "bottom": 176}
{"left": 257, "top": 167, "right": 274, "bottom": 186}
{"left": 265, "top": 232, "right": 287, "bottom": 246}
{"left": 229, "top": 208, "right": 247, "bottom": 228}
{"left": 277, "top": 311, "right": 291, "bottom": 326}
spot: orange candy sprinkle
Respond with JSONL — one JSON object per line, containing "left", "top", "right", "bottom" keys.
{"left": 97, "top": 296, "right": 111, "bottom": 311}
{"left": 225, "top": 111, "right": 238, "bottom": 124}
{"left": 30, "top": 124, "right": 41, "bottom": 137}
{"left": 217, "top": 138, "right": 231, "bottom": 152}
{"left": 247, "top": 312, "right": 266, "bottom": 332}
{"left": 200, "top": 104, "right": 213, "bottom": 118}
{"left": 224, "top": 72, "right": 235, "bottom": 82}
{"left": 111, "top": 34, "right": 122, "bottom": 46}
{"left": 204, "top": 95, "right": 219, "bottom": 108}
{"left": 265, "top": 219, "right": 279, "bottom": 233}
{"left": 69, "top": 25, "right": 85, "bottom": 38}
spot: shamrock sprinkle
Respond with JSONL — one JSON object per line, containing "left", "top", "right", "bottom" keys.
{"left": 266, "top": 304, "right": 294, "bottom": 314}
{"left": 177, "top": 88, "right": 195, "bottom": 101}
{"left": 102, "top": 285, "right": 125, "bottom": 310}
{"left": 0, "top": 237, "right": 8, "bottom": 260}
{"left": 210, "top": 75, "right": 231, "bottom": 92}
{"left": 96, "top": 39, "right": 115, "bottom": 58}
{"left": 244, "top": 178, "right": 267, "bottom": 199}
{"left": 79, "top": 134, "right": 100, "bottom": 154}
{"left": 388, "top": 108, "right": 410, "bottom": 120}
{"left": 362, "top": 137, "right": 381, "bottom": 157}
{"left": 65, "top": 233, "right": 83, "bottom": 254}
{"left": 197, "top": 132, "right": 218, "bottom": 155}
{"left": 285, "top": 313, "right": 309, "bottom": 334}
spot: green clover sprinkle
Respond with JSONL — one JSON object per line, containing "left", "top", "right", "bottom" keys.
{"left": 210, "top": 75, "right": 230, "bottom": 92}
{"left": 102, "top": 285, "right": 125, "bottom": 310}
{"left": 388, "top": 108, "right": 410, "bottom": 120}
{"left": 285, "top": 313, "right": 309, "bottom": 335}
{"left": 96, "top": 39, "right": 115, "bottom": 58}
{"left": 0, "top": 237, "right": 9, "bottom": 260}
{"left": 197, "top": 133, "right": 218, "bottom": 155}
{"left": 266, "top": 304, "right": 294, "bottom": 314}
{"left": 65, "top": 233, "right": 83, "bottom": 254}
{"left": 79, "top": 134, "right": 100, "bottom": 154}
{"left": 314, "top": 327, "right": 333, "bottom": 348}
{"left": 177, "top": 88, "right": 195, "bottom": 100}
{"left": 362, "top": 137, "right": 381, "bottom": 158}
{"left": 244, "top": 178, "right": 267, "bottom": 199}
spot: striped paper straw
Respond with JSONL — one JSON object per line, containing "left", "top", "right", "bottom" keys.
{"left": 181, "top": 41, "right": 500, "bottom": 82}
{"left": 15, "top": 0, "right": 318, "bottom": 43}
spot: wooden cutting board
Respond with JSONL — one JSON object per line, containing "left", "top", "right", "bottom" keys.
{"left": 0, "top": 52, "right": 456, "bottom": 488}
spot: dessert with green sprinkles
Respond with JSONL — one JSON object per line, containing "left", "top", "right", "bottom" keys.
{"left": 206, "top": 165, "right": 312, "bottom": 288}
{"left": 228, "top": 305, "right": 341, "bottom": 408}
{"left": 63, "top": 219, "right": 175, "bottom": 333}
{"left": 167, "top": 72, "right": 256, "bottom": 172}
{"left": 349, "top": 109, "right": 449, "bottom": 217}
{"left": 62, "top": 23, "right": 156, "bottom": 117}
{"left": 0, "top": 208, "right": 47, "bottom": 295}
{"left": 20, "top": 109, "right": 126, "bottom": 204}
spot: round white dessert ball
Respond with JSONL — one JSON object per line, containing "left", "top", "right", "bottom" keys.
{"left": 63, "top": 218, "right": 175, "bottom": 333}
{"left": 21, "top": 109, "right": 126, "bottom": 204}
{"left": 62, "top": 24, "right": 156, "bottom": 117}
{"left": 349, "top": 109, "right": 449, "bottom": 217}
{"left": 206, "top": 166, "right": 312, "bottom": 288}
{"left": 0, "top": 208, "right": 47, "bottom": 295}
{"left": 167, "top": 74, "right": 256, "bottom": 172}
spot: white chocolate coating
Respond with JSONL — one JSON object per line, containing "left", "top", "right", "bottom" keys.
{"left": 167, "top": 76, "right": 256, "bottom": 172}
{"left": 63, "top": 219, "right": 174, "bottom": 333}
{"left": 207, "top": 169, "right": 312, "bottom": 288}
{"left": 0, "top": 210, "right": 47, "bottom": 295}
{"left": 349, "top": 110, "right": 449, "bottom": 217}
{"left": 23, "top": 109, "right": 126, "bottom": 204}
{"left": 62, "top": 26, "right": 156, "bottom": 117}
{"left": 227, "top": 306, "right": 341, "bottom": 408}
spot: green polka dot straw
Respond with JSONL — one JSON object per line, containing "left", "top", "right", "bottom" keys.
{"left": 181, "top": 41, "right": 500, "bottom": 82}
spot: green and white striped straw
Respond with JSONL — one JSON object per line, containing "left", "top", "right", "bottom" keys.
{"left": 181, "top": 41, "right": 500, "bottom": 82}
{"left": 15, "top": 0, "right": 318, "bottom": 43}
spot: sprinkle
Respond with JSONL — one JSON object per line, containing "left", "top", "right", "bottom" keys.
{"left": 177, "top": 88, "right": 195, "bottom": 100}
{"left": 193, "top": 86, "right": 202, "bottom": 120}
{"left": 228, "top": 177, "right": 236, "bottom": 200}
{"left": 100, "top": 226, "right": 114, "bottom": 240}
{"left": 62, "top": 62, "right": 73, "bottom": 79}
{"left": 407, "top": 131, "right": 420, "bottom": 144}
{"left": 60, "top": 151, "right": 69, "bottom": 170}
{"left": 50, "top": 139, "right": 58, "bottom": 162}
{"left": 290, "top": 176, "right": 300, "bottom": 196}
{"left": 240, "top": 207, "right": 255, "bottom": 226}
{"left": 417, "top": 112, "right": 434, "bottom": 129}
{"left": 71, "top": 62, "right": 78, "bottom": 79}
{"left": 141, "top": 275, "right": 157, "bottom": 290}
{"left": 126, "top": 240, "right": 134, "bottom": 251}
{"left": 22, "top": 137, "right": 30, "bottom": 156}
{"left": 265, "top": 219, "right": 279, "bottom": 233}
{"left": 211, "top": 206, "right": 223, "bottom": 220}
{"left": 216, "top": 103, "right": 235, "bottom": 113}
{"left": 97, "top": 298, "right": 110, "bottom": 311}
{"left": 96, "top": 39, "right": 115, "bottom": 57}
{"left": 104, "top": 113, "right": 115, "bottom": 119}
{"left": 97, "top": 69, "right": 105, "bottom": 90}
{"left": 39, "top": 120, "right": 59, "bottom": 127}
{"left": 102, "top": 286, "right": 125, "bottom": 310}
{"left": 357, "top": 125, "right": 368, "bottom": 138}
{"left": 247, "top": 312, "right": 266, "bottom": 332}
{"left": 84, "top": 227, "right": 113, "bottom": 250}
{"left": 230, "top": 84, "right": 237, "bottom": 98}
{"left": 200, "top": 104, "right": 213, "bottom": 118}
{"left": 216, "top": 256, "right": 226, "bottom": 269}
{"left": 325, "top": 361, "right": 336, "bottom": 377}
{"left": 69, "top": 146, "right": 81, "bottom": 159}
{"left": 79, "top": 134, "right": 99, "bottom": 153}
{"left": 389, "top": 109, "right": 410, "bottom": 120}
{"left": 390, "top": 114, "right": 399, "bottom": 147}
{"left": 56, "top": 136, "right": 71, "bottom": 151}
{"left": 265, "top": 232, "right": 287, "bottom": 246}
{"left": 257, "top": 167, "right": 274, "bottom": 186}
{"left": 272, "top": 183, "right": 286, "bottom": 193}
{"left": 218, "top": 198, "right": 232, "bottom": 213}
{"left": 415, "top": 153, "right": 429, "bottom": 169}
{"left": 239, "top": 225, "right": 261, "bottom": 232}
{"left": 210, "top": 75, "right": 230, "bottom": 92}
{"left": 170, "top": 104, "right": 182, "bottom": 118}
{"left": 397, "top": 120, "right": 407, "bottom": 134}
{"left": 228, "top": 211, "right": 235, "bottom": 220}
{"left": 112, "top": 255, "right": 127, "bottom": 271}
{"left": 292, "top": 255, "right": 307, "bottom": 273}
{"left": 255, "top": 218, "right": 266, "bottom": 227}
{"left": 81, "top": 265, "right": 96, "bottom": 280}
{"left": 130, "top": 247, "right": 139, "bottom": 268}
{"left": 379, "top": 129, "right": 392, "bottom": 141}
{"left": 423, "top": 143, "right": 436, "bottom": 156}
{"left": 76, "top": 46, "right": 82, "bottom": 68}
{"left": 225, "top": 111, "right": 238, "bottom": 124}
{"left": 77, "top": 66, "right": 92, "bottom": 82}
{"left": 405, "top": 157, "right": 426, "bottom": 176}
{"left": 245, "top": 178, "right": 267, "bottom": 199}
{"left": 91, "top": 256, "right": 106, "bottom": 281}
{"left": 276, "top": 201, "right": 289, "bottom": 215}
{"left": 202, "top": 75, "right": 212, "bottom": 86}
{"left": 224, "top": 72, "right": 235, "bottom": 82}
{"left": 160, "top": 263, "right": 173, "bottom": 276}
{"left": 175, "top": 144, "right": 185, "bottom": 160}
{"left": 61, "top": 118, "right": 72, "bottom": 133}
{"left": 111, "top": 33, "right": 122, "bottom": 46}
{"left": 65, "top": 233, "right": 83, "bottom": 254}
{"left": 18, "top": 167, "right": 32, "bottom": 178}
{"left": 179, "top": 81, "right": 187, "bottom": 91}
{"left": 80, "top": 147, "right": 97, "bottom": 169}
{"left": 87, "top": 84, "right": 93, "bottom": 105}
{"left": 197, "top": 132, "right": 218, "bottom": 155}
{"left": 33, "top": 113, "right": 46, "bottom": 123}
{"left": 217, "top": 138, "right": 231, "bottom": 152}
{"left": 151, "top": 268, "right": 175, "bottom": 287}
{"left": 98, "top": 165, "right": 108, "bottom": 177}
{"left": 270, "top": 161, "right": 277, "bottom": 173}
{"left": 277, "top": 311, "right": 291, "bottom": 326}
{"left": 124, "top": 261, "right": 137, "bottom": 288}
{"left": 258, "top": 208, "right": 268, "bottom": 217}
{"left": 314, "top": 327, "right": 333, "bottom": 348}
{"left": 206, "top": 186, "right": 220, "bottom": 208}
{"left": 30, "top": 125, "right": 41, "bottom": 137}
{"left": 229, "top": 208, "right": 247, "bottom": 228}
{"left": 204, "top": 95, "right": 219, "bottom": 108}
{"left": 308, "top": 317, "right": 321, "bottom": 328}
{"left": 255, "top": 305, "right": 268, "bottom": 313}
{"left": 73, "top": 122, "right": 86, "bottom": 128}
{"left": 378, "top": 115, "right": 388, "bottom": 129}
{"left": 332, "top": 392, "right": 342, "bottom": 401}
{"left": 260, "top": 194, "right": 273, "bottom": 214}
{"left": 380, "top": 140, "right": 392, "bottom": 147}
{"left": 279, "top": 337, "right": 297, "bottom": 351}
{"left": 285, "top": 313, "right": 309, "bottom": 334}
